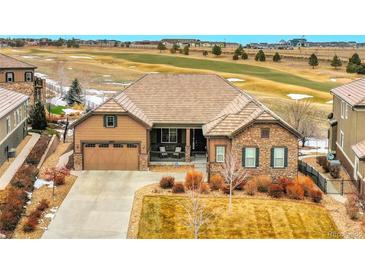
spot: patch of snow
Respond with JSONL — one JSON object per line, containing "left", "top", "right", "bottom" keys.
{"left": 47, "top": 95, "right": 67, "bottom": 106}
{"left": 326, "top": 100, "right": 333, "bottom": 104}
{"left": 21, "top": 55, "right": 35, "bottom": 59}
{"left": 45, "top": 213, "right": 55, "bottom": 220}
{"left": 11, "top": 49, "right": 22, "bottom": 52}
{"left": 26, "top": 191, "right": 32, "bottom": 200}
{"left": 330, "top": 78, "right": 337, "bottom": 82}
{"left": 227, "top": 78, "right": 245, "bottom": 82}
{"left": 102, "top": 74, "right": 111, "bottom": 77}
{"left": 35, "top": 72, "right": 48, "bottom": 78}
{"left": 85, "top": 95, "right": 104, "bottom": 105}
{"left": 128, "top": 66, "right": 136, "bottom": 68}
{"left": 50, "top": 207, "right": 58, "bottom": 213}
{"left": 34, "top": 179, "right": 54, "bottom": 189}
{"left": 44, "top": 58, "right": 54, "bottom": 61}
{"left": 67, "top": 67, "right": 73, "bottom": 70}
{"left": 287, "top": 93, "right": 313, "bottom": 100}
{"left": 63, "top": 108, "right": 82, "bottom": 115}
{"left": 299, "top": 138, "right": 328, "bottom": 155}
{"left": 105, "top": 82, "right": 131, "bottom": 86}
{"left": 69, "top": 55, "right": 93, "bottom": 59}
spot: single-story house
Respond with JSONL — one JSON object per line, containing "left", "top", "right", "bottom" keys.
{"left": 0, "top": 87, "right": 29, "bottom": 165}
{"left": 71, "top": 74, "right": 301, "bottom": 179}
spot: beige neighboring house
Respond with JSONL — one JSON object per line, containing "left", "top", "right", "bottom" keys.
{"left": 71, "top": 74, "right": 301, "bottom": 180}
{"left": 0, "top": 87, "right": 29, "bottom": 166}
{"left": 0, "top": 53, "right": 45, "bottom": 104}
{"left": 328, "top": 78, "right": 365, "bottom": 193}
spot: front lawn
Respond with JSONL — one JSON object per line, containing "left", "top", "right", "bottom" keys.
{"left": 138, "top": 195, "right": 341, "bottom": 239}
{"left": 46, "top": 104, "right": 66, "bottom": 115}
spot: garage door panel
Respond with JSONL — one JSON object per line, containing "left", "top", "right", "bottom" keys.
{"left": 83, "top": 143, "right": 139, "bottom": 170}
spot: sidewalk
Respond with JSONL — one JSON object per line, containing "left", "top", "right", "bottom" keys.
{"left": 0, "top": 133, "right": 40, "bottom": 190}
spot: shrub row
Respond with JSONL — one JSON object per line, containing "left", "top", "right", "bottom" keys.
{"left": 26, "top": 135, "right": 50, "bottom": 165}
{"left": 159, "top": 172, "right": 323, "bottom": 204}
{"left": 23, "top": 199, "right": 50, "bottom": 232}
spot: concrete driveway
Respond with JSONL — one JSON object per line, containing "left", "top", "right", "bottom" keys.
{"left": 42, "top": 171, "right": 185, "bottom": 239}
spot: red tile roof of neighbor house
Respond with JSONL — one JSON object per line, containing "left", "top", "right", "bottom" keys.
{"left": 352, "top": 140, "right": 365, "bottom": 160}
{"left": 72, "top": 74, "right": 301, "bottom": 137}
{"left": 0, "top": 87, "right": 29, "bottom": 119}
{"left": 0, "top": 54, "right": 37, "bottom": 69}
{"left": 331, "top": 78, "right": 365, "bottom": 107}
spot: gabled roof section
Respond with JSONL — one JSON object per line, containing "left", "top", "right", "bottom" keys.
{"left": 0, "top": 87, "right": 29, "bottom": 119}
{"left": 93, "top": 98, "right": 126, "bottom": 113}
{"left": 71, "top": 96, "right": 152, "bottom": 129}
{"left": 331, "top": 78, "right": 365, "bottom": 107}
{"left": 0, "top": 54, "right": 37, "bottom": 69}
{"left": 203, "top": 92, "right": 302, "bottom": 138}
{"left": 352, "top": 140, "right": 365, "bottom": 160}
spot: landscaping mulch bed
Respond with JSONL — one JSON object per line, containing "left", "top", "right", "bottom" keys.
{"left": 11, "top": 174, "right": 77, "bottom": 239}
{"left": 149, "top": 164, "right": 195, "bottom": 173}
{"left": 322, "top": 195, "right": 364, "bottom": 239}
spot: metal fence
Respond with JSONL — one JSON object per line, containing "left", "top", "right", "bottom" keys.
{"left": 298, "top": 160, "right": 359, "bottom": 195}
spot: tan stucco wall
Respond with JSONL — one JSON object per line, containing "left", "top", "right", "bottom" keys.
{"left": 73, "top": 113, "right": 149, "bottom": 170}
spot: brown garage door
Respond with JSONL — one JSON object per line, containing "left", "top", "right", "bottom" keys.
{"left": 83, "top": 143, "right": 139, "bottom": 170}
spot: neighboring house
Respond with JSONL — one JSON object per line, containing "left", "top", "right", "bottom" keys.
{"left": 0, "top": 53, "right": 45, "bottom": 104}
{"left": 71, "top": 74, "right": 301, "bottom": 180}
{"left": 328, "top": 78, "right": 365, "bottom": 193}
{"left": 0, "top": 87, "right": 29, "bottom": 165}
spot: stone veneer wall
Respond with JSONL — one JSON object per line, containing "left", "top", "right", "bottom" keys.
{"left": 0, "top": 81, "right": 45, "bottom": 105}
{"left": 74, "top": 153, "right": 82, "bottom": 170}
{"left": 139, "top": 153, "right": 149, "bottom": 171}
{"left": 209, "top": 123, "right": 299, "bottom": 181}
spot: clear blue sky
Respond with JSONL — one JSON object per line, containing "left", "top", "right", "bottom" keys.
{"left": 1, "top": 35, "right": 365, "bottom": 44}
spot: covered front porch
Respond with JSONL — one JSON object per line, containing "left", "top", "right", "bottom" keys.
{"left": 149, "top": 127, "right": 207, "bottom": 162}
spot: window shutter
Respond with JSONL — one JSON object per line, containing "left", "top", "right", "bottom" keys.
{"left": 114, "top": 115, "right": 118, "bottom": 127}
{"left": 255, "top": 147, "right": 259, "bottom": 167}
{"left": 284, "top": 147, "right": 288, "bottom": 167}
{"left": 270, "top": 148, "right": 274, "bottom": 167}
{"left": 242, "top": 148, "right": 246, "bottom": 167}
{"left": 103, "top": 115, "right": 107, "bottom": 127}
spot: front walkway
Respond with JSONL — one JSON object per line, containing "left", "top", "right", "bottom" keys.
{"left": 42, "top": 170, "right": 185, "bottom": 239}
{"left": 0, "top": 133, "right": 40, "bottom": 190}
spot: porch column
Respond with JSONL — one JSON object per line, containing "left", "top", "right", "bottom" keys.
{"left": 185, "top": 128, "right": 191, "bottom": 162}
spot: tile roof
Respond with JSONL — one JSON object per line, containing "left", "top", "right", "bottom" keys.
{"left": 0, "top": 54, "right": 37, "bottom": 69}
{"left": 352, "top": 140, "right": 365, "bottom": 160}
{"left": 0, "top": 87, "right": 29, "bottom": 119}
{"left": 72, "top": 73, "right": 301, "bottom": 137}
{"left": 116, "top": 74, "right": 244, "bottom": 124}
{"left": 331, "top": 78, "right": 365, "bottom": 107}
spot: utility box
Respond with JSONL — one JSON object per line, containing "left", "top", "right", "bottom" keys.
{"left": 7, "top": 148, "right": 16, "bottom": 158}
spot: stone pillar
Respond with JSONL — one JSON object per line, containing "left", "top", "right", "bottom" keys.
{"left": 139, "top": 153, "right": 149, "bottom": 171}
{"left": 74, "top": 153, "right": 82, "bottom": 170}
{"left": 185, "top": 128, "right": 191, "bottom": 162}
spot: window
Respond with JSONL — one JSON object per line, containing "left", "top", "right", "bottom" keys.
{"left": 340, "top": 130, "right": 344, "bottom": 148}
{"left": 113, "top": 144, "right": 124, "bottom": 148}
{"left": 104, "top": 115, "right": 116, "bottom": 128}
{"left": 127, "top": 144, "right": 138, "bottom": 148}
{"left": 215, "top": 146, "right": 225, "bottom": 163}
{"left": 6, "top": 116, "right": 11, "bottom": 134}
{"left": 13, "top": 112, "right": 17, "bottom": 127}
{"left": 272, "top": 147, "right": 287, "bottom": 168}
{"left": 161, "top": 128, "right": 177, "bottom": 143}
{"left": 25, "top": 72, "right": 33, "bottom": 82}
{"left": 244, "top": 147, "right": 258, "bottom": 168}
{"left": 85, "top": 144, "right": 96, "bottom": 148}
{"left": 261, "top": 128, "right": 270, "bottom": 138}
{"left": 340, "top": 100, "right": 349, "bottom": 119}
{"left": 5, "top": 72, "right": 14, "bottom": 82}
{"left": 99, "top": 144, "right": 109, "bottom": 148}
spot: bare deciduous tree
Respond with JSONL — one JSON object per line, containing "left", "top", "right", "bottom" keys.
{"left": 178, "top": 182, "right": 215, "bottom": 239}
{"left": 56, "top": 61, "right": 68, "bottom": 98}
{"left": 220, "top": 149, "right": 247, "bottom": 213}
{"left": 283, "top": 98, "right": 319, "bottom": 147}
